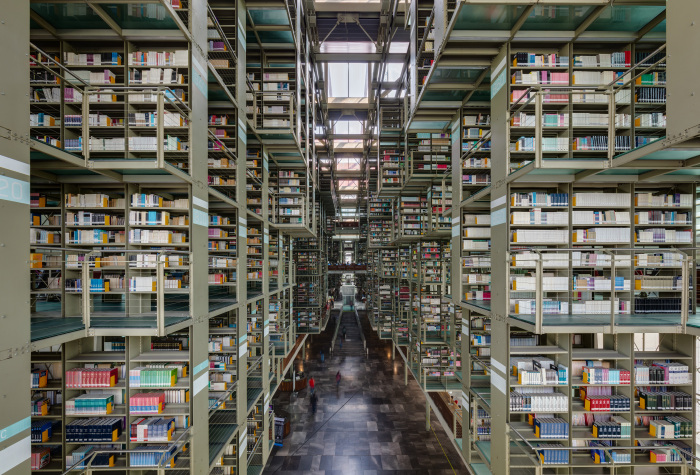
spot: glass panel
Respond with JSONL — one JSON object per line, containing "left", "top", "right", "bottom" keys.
{"left": 104, "top": 4, "right": 178, "bottom": 29}
{"left": 587, "top": 5, "right": 665, "bottom": 32}
{"left": 520, "top": 5, "right": 596, "bottom": 31}
{"left": 326, "top": 63, "right": 369, "bottom": 98}
{"left": 422, "top": 90, "right": 467, "bottom": 101}
{"left": 453, "top": 5, "right": 527, "bottom": 31}
{"left": 31, "top": 3, "right": 111, "bottom": 29}
{"left": 431, "top": 67, "right": 484, "bottom": 84}
{"left": 338, "top": 179, "right": 359, "bottom": 191}
{"left": 248, "top": 8, "right": 290, "bottom": 26}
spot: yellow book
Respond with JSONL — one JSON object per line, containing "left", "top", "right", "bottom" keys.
{"left": 30, "top": 253, "right": 43, "bottom": 269}
{"left": 104, "top": 281, "right": 110, "bottom": 293}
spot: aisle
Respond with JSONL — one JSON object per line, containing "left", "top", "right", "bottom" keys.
{"left": 263, "top": 307, "right": 464, "bottom": 474}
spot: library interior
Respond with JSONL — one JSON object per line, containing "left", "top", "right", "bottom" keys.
{"left": 4, "top": 0, "right": 700, "bottom": 474}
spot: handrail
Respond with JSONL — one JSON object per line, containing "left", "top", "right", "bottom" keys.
{"left": 330, "top": 308, "right": 342, "bottom": 354}
{"left": 354, "top": 308, "right": 367, "bottom": 353}
{"left": 62, "top": 425, "right": 191, "bottom": 474}
{"left": 507, "top": 422, "right": 700, "bottom": 470}
{"left": 608, "top": 43, "right": 666, "bottom": 90}
{"left": 30, "top": 42, "right": 90, "bottom": 88}
{"left": 209, "top": 379, "right": 239, "bottom": 417}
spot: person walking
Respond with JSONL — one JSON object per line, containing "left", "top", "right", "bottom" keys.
{"left": 336, "top": 371, "right": 341, "bottom": 387}
{"left": 342, "top": 326, "right": 347, "bottom": 341}
{"left": 308, "top": 376, "right": 315, "bottom": 395}
{"left": 320, "top": 350, "right": 324, "bottom": 364}
{"left": 310, "top": 392, "right": 318, "bottom": 414}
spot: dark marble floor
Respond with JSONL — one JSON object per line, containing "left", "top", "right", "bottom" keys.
{"left": 264, "top": 306, "right": 465, "bottom": 475}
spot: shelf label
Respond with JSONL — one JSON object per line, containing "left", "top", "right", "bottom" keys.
{"left": 193, "top": 208, "right": 208, "bottom": 227}
{"left": 490, "top": 195, "right": 506, "bottom": 209}
{"left": 491, "top": 358, "right": 506, "bottom": 375}
{"left": 0, "top": 175, "right": 30, "bottom": 205}
{"left": 192, "top": 57, "right": 208, "bottom": 97}
{"left": 491, "top": 69, "right": 506, "bottom": 99}
{"left": 264, "top": 324, "right": 269, "bottom": 337}
{"left": 192, "top": 196, "right": 208, "bottom": 210}
{"left": 0, "top": 436, "right": 30, "bottom": 474}
{"left": 239, "top": 225, "right": 247, "bottom": 239}
{"left": 492, "top": 56, "right": 507, "bottom": 80}
{"left": 0, "top": 417, "right": 30, "bottom": 443}
{"left": 0, "top": 154, "right": 30, "bottom": 176}
{"left": 491, "top": 207, "right": 506, "bottom": 227}
{"left": 193, "top": 359, "right": 209, "bottom": 376}
{"left": 491, "top": 371, "right": 506, "bottom": 395}
{"left": 238, "top": 20, "right": 246, "bottom": 51}
{"left": 238, "top": 124, "right": 247, "bottom": 145}
{"left": 239, "top": 341, "right": 248, "bottom": 358}
{"left": 451, "top": 223, "right": 459, "bottom": 238}
{"left": 193, "top": 371, "right": 208, "bottom": 396}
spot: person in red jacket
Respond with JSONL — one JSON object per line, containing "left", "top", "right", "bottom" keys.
{"left": 335, "top": 371, "right": 341, "bottom": 387}
{"left": 309, "top": 376, "right": 315, "bottom": 395}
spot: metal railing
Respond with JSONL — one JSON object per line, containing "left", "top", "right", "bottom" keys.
{"left": 508, "top": 421, "right": 699, "bottom": 471}
{"left": 32, "top": 247, "right": 193, "bottom": 335}
{"left": 62, "top": 425, "right": 191, "bottom": 474}
{"left": 248, "top": 90, "right": 297, "bottom": 133}
{"left": 461, "top": 246, "right": 696, "bottom": 333}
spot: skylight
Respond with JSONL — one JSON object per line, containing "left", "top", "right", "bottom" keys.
{"left": 328, "top": 63, "right": 368, "bottom": 98}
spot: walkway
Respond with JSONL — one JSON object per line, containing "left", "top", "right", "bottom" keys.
{"left": 264, "top": 305, "right": 464, "bottom": 475}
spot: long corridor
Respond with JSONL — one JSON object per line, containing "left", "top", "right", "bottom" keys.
{"left": 264, "top": 306, "right": 464, "bottom": 474}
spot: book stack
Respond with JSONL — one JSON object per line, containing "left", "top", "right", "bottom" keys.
{"left": 31, "top": 447, "right": 51, "bottom": 470}
{"left": 130, "top": 417, "right": 176, "bottom": 441}
{"left": 582, "top": 366, "right": 631, "bottom": 384}
{"left": 66, "top": 394, "right": 115, "bottom": 415}
{"left": 533, "top": 418, "right": 569, "bottom": 438}
{"left": 66, "top": 368, "right": 119, "bottom": 388}
{"left": 583, "top": 395, "right": 630, "bottom": 412}
{"left": 536, "top": 444, "right": 569, "bottom": 464}
{"left": 31, "top": 421, "right": 53, "bottom": 442}
{"left": 129, "top": 367, "right": 178, "bottom": 388}
{"left": 129, "top": 392, "right": 166, "bottom": 414}
{"left": 638, "top": 391, "right": 692, "bottom": 410}
{"left": 66, "top": 418, "right": 123, "bottom": 442}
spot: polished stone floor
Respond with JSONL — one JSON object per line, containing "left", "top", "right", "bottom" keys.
{"left": 264, "top": 306, "right": 464, "bottom": 475}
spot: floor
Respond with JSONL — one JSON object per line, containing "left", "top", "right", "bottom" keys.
{"left": 264, "top": 304, "right": 465, "bottom": 475}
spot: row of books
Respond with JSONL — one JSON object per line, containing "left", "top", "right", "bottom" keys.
{"left": 67, "top": 367, "right": 119, "bottom": 388}
{"left": 635, "top": 363, "right": 690, "bottom": 384}
{"left": 66, "top": 394, "right": 114, "bottom": 415}
{"left": 128, "top": 50, "right": 188, "bottom": 67}
{"left": 639, "top": 391, "right": 692, "bottom": 411}
{"left": 128, "top": 229, "right": 187, "bottom": 244}
{"left": 582, "top": 367, "right": 631, "bottom": 384}
{"left": 584, "top": 395, "right": 631, "bottom": 411}
{"left": 649, "top": 416, "right": 692, "bottom": 439}
{"left": 510, "top": 391, "right": 568, "bottom": 412}
{"left": 533, "top": 418, "right": 569, "bottom": 438}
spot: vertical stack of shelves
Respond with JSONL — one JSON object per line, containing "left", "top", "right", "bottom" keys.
{"left": 246, "top": 148, "right": 264, "bottom": 217}
{"left": 207, "top": 110, "right": 237, "bottom": 199}
{"left": 368, "top": 196, "right": 394, "bottom": 247}
{"left": 416, "top": 0, "right": 436, "bottom": 93}
{"left": 275, "top": 170, "right": 305, "bottom": 226}
{"left": 246, "top": 223, "right": 264, "bottom": 299}
{"left": 427, "top": 184, "right": 451, "bottom": 234}
{"left": 260, "top": 67, "right": 295, "bottom": 130}
{"left": 209, "top": 208, "right": 238, "bottom": 307}
{"left": 378, "top": 142, "right": 404, "bottom": 194}
{"left": 461, "top": 107, "right": 491, "bottom": 189}
{"left": 293, "top": 238, "right": 323, "bottom": 333}
{"left": 461, "top": 212, "right": 491, "bottom": 306}
{"left": 30, "top": 186, "right": 64, "bottom": 321}
{"left": 408, "top": 132, "right": 451, "bottom": 182}
{"left": 30, "top": 348, "right": 64, "bottom": 473}
{"left": 398, "top": 195, "right": 428, "bottom": 238}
